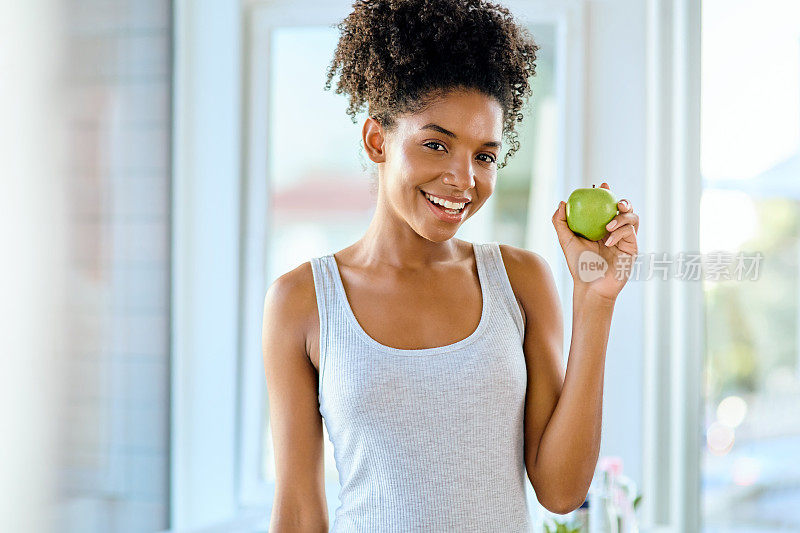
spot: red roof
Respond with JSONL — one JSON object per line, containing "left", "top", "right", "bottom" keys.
{"left": 272, "top": 174, "right": 376, "bottom": 213}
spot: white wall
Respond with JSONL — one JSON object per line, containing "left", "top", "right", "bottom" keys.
{"left": 0, "top": 1, "right": 64, "bottom": 531}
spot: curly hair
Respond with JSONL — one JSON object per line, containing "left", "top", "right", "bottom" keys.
{"left": 323, "top": 0, "right": 540, "bottom": 170}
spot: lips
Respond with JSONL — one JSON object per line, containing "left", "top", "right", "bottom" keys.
{"left": 420, "top": 189, "right": 469, "bottom": 223}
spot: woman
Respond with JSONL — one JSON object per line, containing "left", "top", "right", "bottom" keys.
{"left": 262, "top": 0, "right": 639, "bottom": 531}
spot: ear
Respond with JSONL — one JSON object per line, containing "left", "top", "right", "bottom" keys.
{"left": 362, "top": 116, "right": 387, "bottom": 164}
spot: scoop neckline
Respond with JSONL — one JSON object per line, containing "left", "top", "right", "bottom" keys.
{"left": 327, "top": 241, "right": 489, "bottom": 356}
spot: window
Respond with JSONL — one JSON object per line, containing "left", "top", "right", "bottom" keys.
{"left": 700, "top": 1, "right": 800, "bottom": 529}
{"left": 57, "top": 1, "right": 172, "bottom": 530}
{"left": 239, "top": 2, "right": 585, "bottom": 529}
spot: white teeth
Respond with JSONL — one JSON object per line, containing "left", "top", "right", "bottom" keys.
{"left": 424, "top": 192, "right": 467, "bottom": 210}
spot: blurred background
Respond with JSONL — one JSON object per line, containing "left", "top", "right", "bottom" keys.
{"left": 1, "top": 0, "right": 798, "bottom": 531}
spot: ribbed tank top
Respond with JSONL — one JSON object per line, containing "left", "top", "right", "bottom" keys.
{"left": 309, "top": 241, "right": 533, "bottom": 532}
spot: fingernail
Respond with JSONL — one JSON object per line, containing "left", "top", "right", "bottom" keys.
{"left": 606, "top": 220, "right": 617, "bottom": 230}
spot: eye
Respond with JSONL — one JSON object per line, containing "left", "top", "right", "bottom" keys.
{"left": 423, "top": 141, "right": 446, "bottom": 152}
{"left": 477, "top": 153, "right": 497, "bottom": 164}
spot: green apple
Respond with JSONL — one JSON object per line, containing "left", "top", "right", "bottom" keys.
{"left": 565, "top": 184, "right": 619, "bottom": 241}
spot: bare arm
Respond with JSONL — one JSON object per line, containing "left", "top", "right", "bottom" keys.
{"left": 502, "top": 245, "right": 613, "bottom": 515}
{"left": 262, "top": 264, "right": 328, "bottom": 532}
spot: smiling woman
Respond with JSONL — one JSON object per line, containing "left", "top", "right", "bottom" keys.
{"left": 260, "top": 0, "right": 635, "bottom": 532}
{"left": 357, "top": 88, "right": 507, "bottom": 242}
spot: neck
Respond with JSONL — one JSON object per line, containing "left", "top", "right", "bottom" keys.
{"left": 352, "top": 195, "right": 463, "bottom": 270}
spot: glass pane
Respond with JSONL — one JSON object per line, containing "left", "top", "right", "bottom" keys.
{"left": 701, "top": 1, "right": 800, "bottom": 530}
{"left": 260, "top": 21, "right": 560, "bottom": 527}
{"left": 485, "top": 23, "right": 558, "bottom": 249}
{"left": 57, "top": 1, "right": 172, "bottom": 530}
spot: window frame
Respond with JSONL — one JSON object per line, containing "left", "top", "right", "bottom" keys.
{"left": 170, "top": 0, "right": 243, "bottom": 529}
{"left": 641, "top": 0, "right": 703, "bottom": 531}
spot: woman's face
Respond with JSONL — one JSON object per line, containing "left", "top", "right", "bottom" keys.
{"left": 368, "top": 89, "right": 504, "bottom": 242}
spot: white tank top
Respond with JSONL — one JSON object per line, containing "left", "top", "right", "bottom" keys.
{"left": 309, "top": 241, "right": 534, "bottom": 532}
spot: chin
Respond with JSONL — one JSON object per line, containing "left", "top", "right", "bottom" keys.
{"left": 426, "top": 233, "right": 457, "bottom": 243}
{"left": 415, "top": 224, "right": 460, "bottom": 243}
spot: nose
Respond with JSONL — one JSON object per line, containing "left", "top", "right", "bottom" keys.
{"left": 442, "top": 158, "right": 476, "bottom": 191}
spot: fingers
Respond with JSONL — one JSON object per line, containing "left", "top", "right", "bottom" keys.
{"left": 552, "top": 200, "right": 576, "bottom": 245}
{"left": 601, "top": 184, "right": 636, "bottom": 227}
{"left": 606, "top": 199, "right": 638, "bottom": 234}
{"left": 604, "top": 224, "right": 637, "bottom": 248}
{"left": 606, "top": 210, "right": 639, "bottom": 232}
{"left": 598, "top": 183, "right": 639, "bottom": 235}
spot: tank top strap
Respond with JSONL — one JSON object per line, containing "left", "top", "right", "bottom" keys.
{"left": 476, "top": 241, "right": 525, "bottom": 340}
{"left": 309, "top": 255, "right": 337, "bottom": 398}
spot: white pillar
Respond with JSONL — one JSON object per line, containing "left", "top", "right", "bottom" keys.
{"left": 171, "top": 0, "right": 244, "bottom": 528}
{"left": 0, "top": 1, "right": 66, "bottom": 531}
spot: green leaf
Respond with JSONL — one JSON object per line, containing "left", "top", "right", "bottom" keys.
{"left": 633, "top": 494, "right": 643, "bottom": 510}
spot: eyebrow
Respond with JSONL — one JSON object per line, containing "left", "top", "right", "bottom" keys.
{"left": 420, "top": 123, "right": 502, "bottom": 149}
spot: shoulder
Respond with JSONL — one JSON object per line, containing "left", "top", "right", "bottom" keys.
{"left": 497, "top": 243, "right": 551, "bottom": 277}
{"left": 496, "top": 243, "right": 560, "bottom": 322}
{"left": 497, "top": 243, "right": 554, "bottom": 289}
{"left": 263, "top": 260, "right": 318, "bottom": 339}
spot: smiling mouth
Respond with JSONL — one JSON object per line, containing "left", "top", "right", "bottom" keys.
{"left": 420, "top": 190, "right": 470, "bottom": 214}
